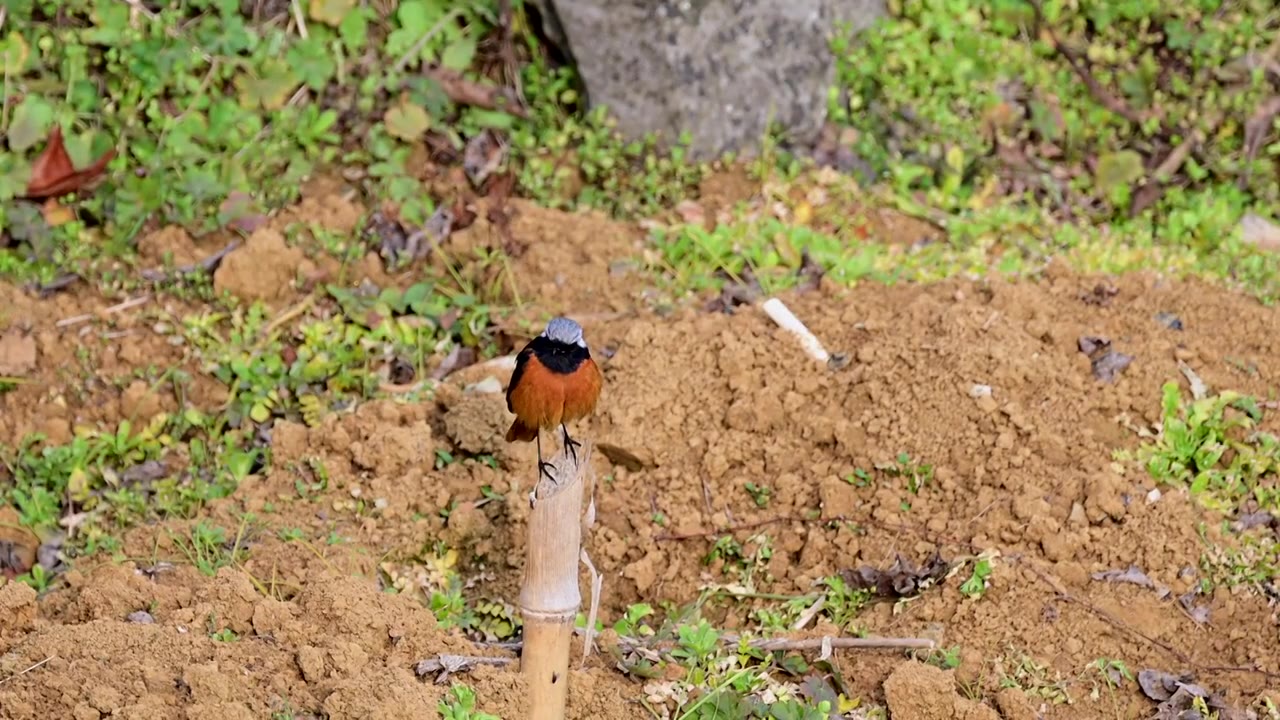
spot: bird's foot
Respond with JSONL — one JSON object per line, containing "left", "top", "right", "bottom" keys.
{"left": 562, "top": 427, "right": 582, "bottom": 465}
{"left": 537, "top": 459, "right": 558, "bottom": 484}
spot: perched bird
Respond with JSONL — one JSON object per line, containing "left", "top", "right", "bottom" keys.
{"left": 505, "top": 316, "right": 603, "bottom": 482}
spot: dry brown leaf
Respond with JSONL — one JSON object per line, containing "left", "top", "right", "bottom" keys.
{"left": 22, "top": 125, "right": 116, "bottom": 200}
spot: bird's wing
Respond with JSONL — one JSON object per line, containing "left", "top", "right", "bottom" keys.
{"left": 506, "top": 345, "right": 534, "bottom": 413}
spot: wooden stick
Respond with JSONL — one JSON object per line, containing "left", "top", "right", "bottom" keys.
{"left": 0, "top": 656, "right": 54, "bottom": 686}
{"left": 743, "top": 635, "right": 935, "bottom": 652}
{"left": 520, "top": 441, "right": 591, "bottom": 720}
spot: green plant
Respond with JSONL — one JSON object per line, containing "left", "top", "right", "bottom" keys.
{"left": 170, "top": 519, "right": 250, "bottom": 576}
{"left": 1133, "top": 382, "right": 1279, "bottom": 511}
{"left": 744, "top": 482, "right": 772, "bottom": 508}
{"left": 960, "top": 554, "right": 996, "bottom": 599}
{"left": 438, "top": 684, "right": 500, "bottom": 720}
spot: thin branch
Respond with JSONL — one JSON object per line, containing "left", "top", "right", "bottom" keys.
{"left": 139, "top": 240, "right": 240, "bottom": 283}
{"left": 415, "top": 654, "right": 514, "bottom": 684}
{"left": 1017, "top": 557, "right": 1280, "bottom": 680}
{"left": 741, "top": 635, "right": 935, "bottom": 652}
{"left": 1026, "top": 0, "right": 1155, "bottom": 127}
{"left": 1240, "top": 95, "right": 1280, "bottom": 188}
{"left": 425, "top": 66, "right": 528, "bottom": 118}
{"left": 0, "top": 656, "right": 54, "bottom": 686}
{"left": 289, "top": 0, "right": 308, "bottom": 40}
{"left": 654, "top": 514, "right": 975, "bottom": 551}
{"left": 393, "top": 8, "right": 464, "bottom": 75}
{"left": 56, "top": 294, "right": 151, "bottom": 328}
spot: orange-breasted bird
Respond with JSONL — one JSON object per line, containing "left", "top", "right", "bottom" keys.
{"left": 505, "top": 316, "right": 603, "bottom": 482}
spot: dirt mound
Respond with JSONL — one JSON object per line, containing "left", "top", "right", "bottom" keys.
{"left": 2, "top": 188, "right": 1279, "bottom": 718}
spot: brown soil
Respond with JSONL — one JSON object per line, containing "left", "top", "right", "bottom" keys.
{"left": 1, "top": 181, "right": 1279, "bottom": 720}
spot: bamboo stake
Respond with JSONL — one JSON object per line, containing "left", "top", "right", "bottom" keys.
{"left": 520, "top": 441, "right": 591, "bottom": 720}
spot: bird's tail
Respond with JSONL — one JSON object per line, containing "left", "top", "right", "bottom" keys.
{"left": 505, "top": 417, "right": 539, "bottom": 443}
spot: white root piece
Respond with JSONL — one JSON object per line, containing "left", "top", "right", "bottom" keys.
{"left": 579, "top": 548, "right": 603, "bottom": 666}
{"left": 760, "top": 297, "right": 830, "bottom": 363}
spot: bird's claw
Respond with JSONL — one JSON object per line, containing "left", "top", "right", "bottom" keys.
{"left": 537, "top": 460, "right": 558, "bottom": 484}
{"left": 561, "top": 427, "right": 582, "bottom": 466}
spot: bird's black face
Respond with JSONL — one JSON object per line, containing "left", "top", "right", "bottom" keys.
{"left": 529, "top": 334, "right": 590, "bottom": 375}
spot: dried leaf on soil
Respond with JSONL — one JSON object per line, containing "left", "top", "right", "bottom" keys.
{"left": 704, "top": 266, "right": 763, "bottom": 314}
{"left": 1137, "top": 669, "right": 1248, "bottom": 720}
{"left": 22, "top": 126, "right": 116, "bottom": 200}
{"left": 218, "top": 191, "right": 269, "bottom": 234}
{"left": 463, "top": 129, "right": 506, "bottom": 188}
{"left": 1078, "top": 335, "right": 1133, "bottom": 383}
{"left": 1079, "top": 282, "right": 1119, "bottom": 306}
{"left": 796, "top": 250, "right": 825, "bottom": 293}
{"left": 430, "top": 345, "right": 477, "bottom": 380}
{"left": 1091, "top": 564, "right": 1157, "bottom": 589}
{"left": 1176, "top": 589, "right": 1211, "bottom": 625}
{"left": 425, "top": 203, "right": 456, "bottom": 247}
{"left": 415, "top": 654, "right": 513, "bottom": 684}
{"left": 1154, "top": 311, "right": 1184, "bottom": 331}
{"left": 841, "top": 552, "right": 949, "bottom": 598}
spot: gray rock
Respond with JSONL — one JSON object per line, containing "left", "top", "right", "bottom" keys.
{"left": 546, "top": 0, "right": 886, "bottom": 160}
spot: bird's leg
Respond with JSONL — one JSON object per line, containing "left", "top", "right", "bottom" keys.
{"left": 536, "top": 432, "right": 557, "bottom": 483}
{"left": 561, "top": 423, "right": 581, "bottom": 465}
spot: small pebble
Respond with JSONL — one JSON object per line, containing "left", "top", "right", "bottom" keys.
{"left": 127, "top": 611, "right": 155, "bottom": 624}
{"left": 465, "top": 376, "right": 503, "bottom": 394}
{"left": 1146, "top": 488, "right": 1162, "bottom": 504}
{"left": 1154, "top": 312, "right": 1184, "bottom": 331}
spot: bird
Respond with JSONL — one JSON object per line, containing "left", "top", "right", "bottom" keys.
{"left": 505, "top": 316, "right": 603, "bottom": 483}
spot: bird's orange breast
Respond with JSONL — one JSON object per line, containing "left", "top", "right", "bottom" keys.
{"left": 508, "top": 354, "right": 602, "bottom": 430}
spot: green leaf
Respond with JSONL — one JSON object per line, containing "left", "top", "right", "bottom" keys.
{"left": 249, "top": 401, "right": 271, "bottom": 424}
{"left": 7, "top": 96, "right": 54, "bottom": 153}
{"left": 0, "top": 31, "right": 30, "bottom": 75}
{"left": 235, "top": 64, "right": 300, "bottom": 111}
{"left": 287, "top": 36, "right": 337, "bottom": 90}
{"left": 0, "top": 158, "right": 32, "bottom": 202}
{"left": 384, "top": 99, "right": 431, "bottom": 141}
{"left": 339, "top": 8, "right": 369, "bottom": 50}
{"left": 1094, "top": 150, "right": 1145, "bottom": 194}
{"left": 84, "top": 0, "right": 131, "bottom": 45}
{"left": 440, "top": 34, "right": 476, "bottom": 71}
{"left": 308, "top": 0, "right": 356, "bottom": 27}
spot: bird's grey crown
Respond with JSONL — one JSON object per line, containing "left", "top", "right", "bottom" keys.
{"left": 542, "top": 316, "right": 586, "bottom": 347}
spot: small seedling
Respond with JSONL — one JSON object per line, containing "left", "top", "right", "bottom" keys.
{"left": 959, "top": 555, "right": 995, "bottom": 600}
{"left": 744, "top": 482, "right": 771, "bottom": 508}
{"left": 438, "top": 684, "right": 500, "bottom": 720}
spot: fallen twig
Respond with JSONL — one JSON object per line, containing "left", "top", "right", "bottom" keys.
{"left": 654, "top": 514, "right": 974, "bottom": 550}
{"left": 0, "top": 656, "right": 55, "bottom": 686}
{"left": 56, "top": 294, "right": 151, "bottom": 328}
{"left": 139, "top": 240, "right": 239, "bottom": 283}
{"left": 1241, "top": 95, "right": 1280, "bottom": 189}
{"left": 1018, "top": 557, "right": 1280, "bottom": 679}
{"left": 737, "top": 635, "right": 935, "bottom": 652}
{"left": 415, "top": 654, "right": 514, "bottom": 684}
{"left": 427, "top": 66, "right": 528, "bottom": 118}
{"left": 29, "top": 273, "right": 82, "bottom": 298}
{"left": 1027, "top": 0, "right": 1154, "bottom": 127}
{"left": 1129, "top": 131, "right": 1202, "bottom": 217}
